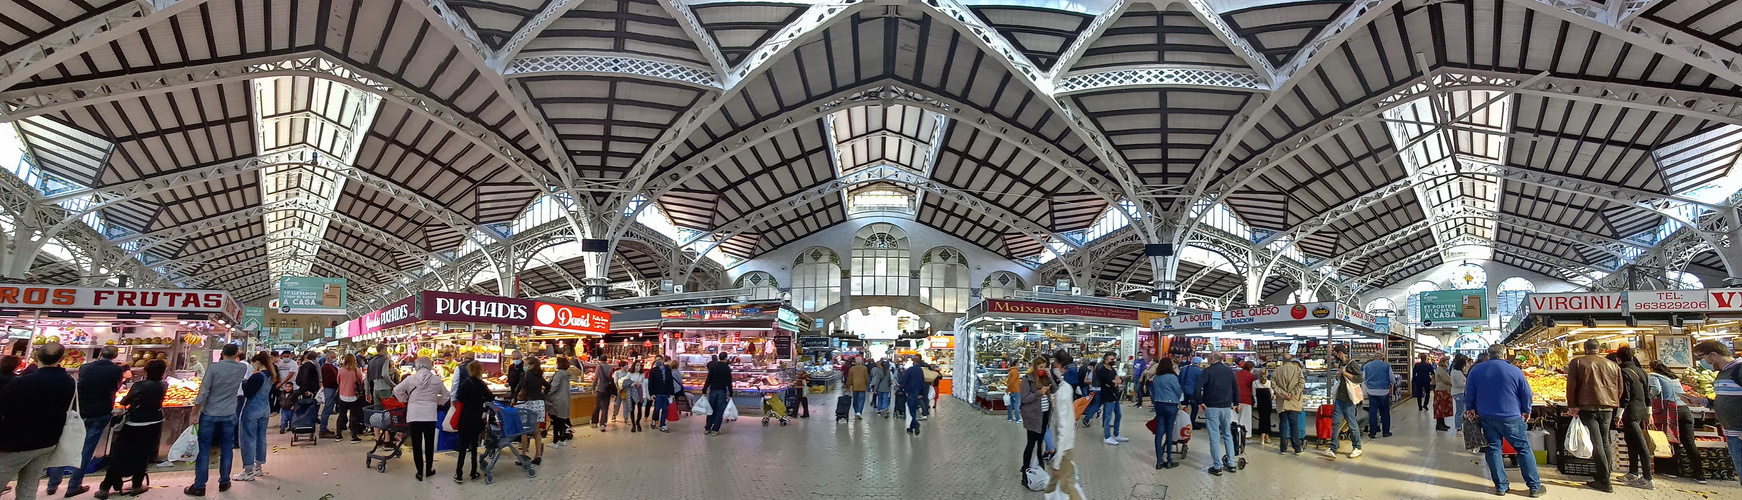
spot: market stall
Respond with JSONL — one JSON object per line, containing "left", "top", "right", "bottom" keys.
{"left": 520, "top": 299, "right": 613, "bottom": 423}
{"left": 958, "top": 298, "right": 1141, "bottom": 412}
{"left": 662, "top": 302, "right": 802, "bottom": 414}
{"left": 2, "top": 285, "right": 242, "bottom": 460}
{"left": 1155, "top": 302, "right": 1380, "bottom": 421}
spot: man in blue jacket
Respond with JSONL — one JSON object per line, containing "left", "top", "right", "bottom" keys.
{"left": 1194, "top": 353, "right": 1241, "bottom": 475}
{"left": 1180, "top": 356, "right": 1203, "bottom": 429}
{"left": 647, "top": 356, "right": 677, "bottom": 432}
{"left": 1362, "top": 357, "right": 1394, "bottom": 438}
{"left": 1465, "top": 344, "right": 1544, "bottom": 497}
{"left": 898, "top": 356, "right": 928, "bottom": 436}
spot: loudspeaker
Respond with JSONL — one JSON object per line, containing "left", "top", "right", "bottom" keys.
{"left": 580, "top": 239, "right": 608, "bottom": 252}
{"left": 1144, "top": 244, "right": 1174, "bottom": 257}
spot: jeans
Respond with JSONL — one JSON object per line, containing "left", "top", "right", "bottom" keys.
{"left": 45, "top": 415, "right": 109, "bottom": 490}
{"left": 1479, "top": 416, "right": 1541, "bottom": 493}
{"left": 0, "top": 446, "right": 56, "bottom": 500}
{"left": 238, "top": 412, "right": 269, "bottom": 468}
{"left": 1100, "top": 400, "right": 1123, "bottom": 439}
{"left": 279, "top": 407, "right": 293, "bottom": 432}
{"left": 192, "top": 414, "right": 238, "bottom": 489}
{"left": 876, "top": 392, "right": 890, "bottom": 413}
{"left": 1329, "top": 400, "right": 1362, "bottom": 452}
{"left": 705, "top": 390, "right": 729, "bottom": 432}
{"left": 1006, "top": 393, "right": 1020, "bottom": 421}
{"left": 318, "top": 388, "right": 337, "bottom": 432}
{"left": 652, "top": 394, "right": 670, "bottom": 427}
{"left": 594, "top": 393, "right": 613, "bottom": 427}
{"left": 1578, "top": 409, "right": 1616, "bottom": 489}
{"left": 1620, "top": 418, "right": 1652, "bottom": 480}
{"left": 454, "top": 426, "right": 481, "bottom": 477}
{"left": 1366, "top": 393, "right": 1391, "bottom": 436}
{"left": 852, "top": 391, "right": 866, "bottom": 415}
{"left": 905, "top": 392, "right": 924, "bottom": 430}
{"left": 1184, "top": 395, "right": 1200, "bottom": 428}
{"left": 1726, "top": 435, "right": 1742, "bottom": 486}
{"left": 1083, "top": 390, "right": 1101, "bottom": 422}
{"left": 1023, "top": 409, "right": 1051, "bottom": 469}
{"left": 1675, "top": 407, "right": 1706, "bottom": 481}
{"left": 1205, "top": 407, "right": 1234, "bottom": 467}
{"left": 1453, "top": 396, "right": 1466, "bottom": 431}
{"left": 1277, "top": 410, "right": 1303, "bottom": 452}
{"left": 1154, "top": 403, "right": 1178, "bottom": 464}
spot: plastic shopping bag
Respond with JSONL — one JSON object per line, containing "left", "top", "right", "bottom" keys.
{"left": 166, "top": 425, "right": 200, "bottom": 462}
{"left": 723, "top": 399, "right": 739, "bottom": 421}
{"left": 692, "top": 395, "right": 713, "bottom": 416}
{"left": 1565, "top": 417, "right": 1593, "bottom": 459}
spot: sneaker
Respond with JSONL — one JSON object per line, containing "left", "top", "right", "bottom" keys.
{"left": 1528, "top": 487, "right": 1546, "bottom": 497}
{"left": 1348, "top": 449, "right": 1363, "bottom": 459}
{"left": 1207, "top": 467, "right": 1222, "bottom": 476}
{"left": 1322, "top": 450, "right": 1339, "bottom": 459}
{"left": 181, "top": 486, "right": 204, "bottom": 497}
{"left": 1114, "top": 436, "right": 1129, "bottom": 442}
{"left": 1620, "top": 474, "right": 1639, "bottom": 485}
{"left": 1224, "top": 464, "right": 1237, "bottom": 474}
{"left": 230, "top": 469, "right": 255, "bottom": 482}
{"left": 1104, "top": 437, "right": 1120, "bottom": 445}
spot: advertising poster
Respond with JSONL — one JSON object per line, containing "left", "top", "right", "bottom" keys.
{"left": 278, "top": 276, "right": 348, "bottom": 315}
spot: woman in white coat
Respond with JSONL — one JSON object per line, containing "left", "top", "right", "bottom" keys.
{"left": 393, "top": 357, "right": 450, "bottom": 481}
{"left": 1045, "top": 350, "right": 1084, "bottom": 499}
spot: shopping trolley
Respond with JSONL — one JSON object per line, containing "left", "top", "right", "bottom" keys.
{"left": 761, "top": 391, "right": 791, "bottom": 426}
{"left": 480, "top": 402, "right": 539, "bottom": 484}
{"left": 362, "top": 404, "right": 408, "bottom": 473}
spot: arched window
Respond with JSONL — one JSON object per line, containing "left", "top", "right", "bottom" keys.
{"left": 1667, "top": 271, "right": 1703, "bottom": 290}
{"left": 1366, "top": 297, "right": 1397, "bottom": 316}
{"left": 790, "top": 248, "right": 841, "bottom": 312}
{"left": 919, "top": 247, "right": 970, "bottom": 313}
{"left": 851, "top": 223, "right": 910, "bottom": 296}
{"left": 1496, "top": 277, "right": 1535, "bottom": 325}
{"left": 735, "top": 271, "right": 781, "bottom": 301}
{"left": 1405, "top": 280, "right": 1440, "bottom": 326}
{"left": 982, "top": 271, "right": 1026, "bottom": 300}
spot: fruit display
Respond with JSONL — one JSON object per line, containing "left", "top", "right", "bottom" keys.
{"left": 1688, "top": 367, "right": 1718, "bottom": 400}
{"left": 59, "top": 349, "right": 86, "bottom": 368}
{"left": 120, "top": 337, "right": 174, "bottom": 345}
{"left": 115, "top": 378, "right": 200, "bottom": 407}
{"left": 126, "top": 350, "right": 171, "bottom": 367}
{"left": 1523, "top": 367, "right": 1567, "bottom": 405}
{"left": 1542, "top": 347, "right": 1570, "bottom": 371}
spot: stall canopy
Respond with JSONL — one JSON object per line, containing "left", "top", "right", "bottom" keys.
{"left": 1151, "top": 302, "right": 1377, "bottom": 338}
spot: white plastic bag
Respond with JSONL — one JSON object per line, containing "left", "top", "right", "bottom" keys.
{"left": 1565, "top": 416, "right": 1593, "bottom": 459}
{"left": 692, "top": 395, "right": 713, "bottom": 416}
{"left": 723, "top": 399, "right": 739, "bottom": 421}
{"left": 166, "top": 425, "right": 200, "bottom": 462}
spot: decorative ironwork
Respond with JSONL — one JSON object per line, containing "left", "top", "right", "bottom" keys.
{"left": 0, "top": 0, "right": 202, "bottom": 91}
{"left": 1055, "top": 66, "right": 1269, "bottom": 94}
{"left": 504, "top": 54, "right": 720, "bottom": 88}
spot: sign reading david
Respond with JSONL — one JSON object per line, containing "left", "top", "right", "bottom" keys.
{"left": 532, "top": 301, "right": 611, "bottom": 335}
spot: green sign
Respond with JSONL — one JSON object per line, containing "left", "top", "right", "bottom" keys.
{"left": 241, "top": 307, "right": 265, "bottom": 332}
{"left": 1419, "top": 290, "right": 1487, "bottom": 326}
{"left": 277, "top": 276, "right": 347, "bottom": 315}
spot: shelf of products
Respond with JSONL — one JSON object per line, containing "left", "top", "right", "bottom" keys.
{"left": 1303, "top": 371, "right": 1331, "bottom": 410}
{"left": 1523, "top": 367, "right": 1567, "bottom": 406}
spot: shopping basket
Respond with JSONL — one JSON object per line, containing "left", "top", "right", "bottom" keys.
{"left": 480, "top": 402, "right": 538, "bottom": 484}
{"left": 362, "top": 405, "right": 407, "bottom": 473}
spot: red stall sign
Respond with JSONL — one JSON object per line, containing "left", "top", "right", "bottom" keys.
{"left": 533, "top": 302, "right": 611, "bottom": 335}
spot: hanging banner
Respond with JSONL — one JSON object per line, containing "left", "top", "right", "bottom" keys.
{"left": 532, "top": 301, "right": 611, "bottom": 335}
{"left": 1150, "top": 303, "right": 1373, "bottom": 333}
{"left": 360, "top": 295, "right": 420, "bottom": 335}
{"left": 1418, "top": 290, "right": 1487, "bottom": 325}
{"left": 277, "top": 276, "right": 347, "bottom": 315}
{"left": 241, "top": 307, "right": 266, "bottom": 332}
{"left": 1526, "top": 291, "right": 1624, "bottom": 314}
{"left": 419, "top": 291, "right": 533, "bottom": 325}
{"left": 0, "top": 285, "right": 242, "bottom": 321}
{"left": 983, "top": 299, "right": 1138, "bottom": 322}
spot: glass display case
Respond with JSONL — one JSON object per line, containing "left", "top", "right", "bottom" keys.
{"left": 1303, "top": 370, "right": 1331, "bottom": 410}
{"left": 673, "top": 353, "right": 794, "bottom": 394}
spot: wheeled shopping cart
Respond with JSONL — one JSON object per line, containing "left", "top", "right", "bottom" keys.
{"left": 362, "top": 404, "right": 408, "bottom": 473}
{"left": 480, "top": 402, "right": 540, "bottom": 484}
{"left": 761, "top": 391, "right": 790, "bottom": 426}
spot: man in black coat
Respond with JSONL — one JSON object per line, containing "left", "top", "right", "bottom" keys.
{"left": 647, "top": 356, "right": 677, "bottom": 432}
{"left": 0, "top": 343, "right": 78, "bottom": 498}
{"left": 1412, "top": 354, "right": 1436, "bottom": 411}
{"left": 45, "top": 346, "right": 129, "bottom": 496}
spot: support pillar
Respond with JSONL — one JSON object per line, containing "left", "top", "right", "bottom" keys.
{"left": 1724, "top": 208, "right": 1742, "bottom": 288}
{"left": 582, "top": 277, "right": 609, "bottom": 303}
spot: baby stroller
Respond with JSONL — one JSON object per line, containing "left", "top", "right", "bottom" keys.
{"left": 361, "top": 404, "right": 407, "bottom": 473}
{"left": 288, "top": 396, "right": 321, "bottom": 446}
{"left": 761, "top": 392, "right": 791, "bottom": 426}
{"left": 481, "top": 402, "right": 539, "bottom": 484}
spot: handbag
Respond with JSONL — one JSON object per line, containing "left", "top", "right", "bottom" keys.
{"left": 440, "top": 402, "right": 462, "bottom": 433}
{"left": 1145, "top": 416, "right": 1158, "bottom": 434}
{"left": 1646, "top": 430, "right": 1674, "bottom": 458}
{"left": 47, "top": 379, "right": 84, "bottom": 468}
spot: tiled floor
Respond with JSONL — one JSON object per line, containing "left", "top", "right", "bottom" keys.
{"left": 14, "top": 395, "right": 1740, "bottom": 499}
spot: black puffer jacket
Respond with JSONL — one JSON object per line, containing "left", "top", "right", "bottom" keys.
{"left": 1618, "top": 364, "right": 1651, "bottom": 422}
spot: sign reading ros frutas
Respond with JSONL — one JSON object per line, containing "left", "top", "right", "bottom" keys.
{"left": 419, "top": 291, "right": 533, "bottom": 325}
{"left": 983, "top": 299, "right": 1138, "bottom": 322}
{"left": 0, "top": 285, "right": 243, "bottom": 322}
{"left": 532, "top": 302, "right": 610, "bottom": 335}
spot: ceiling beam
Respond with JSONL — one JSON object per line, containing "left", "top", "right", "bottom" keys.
{"left": 489, "top": 0, "right": 585, "bottom": 71}
{"left": 1505, "top": 0, "right": 1742, "bottom": 88}
{"left": 502, "top": 53, "right": 720, "bottom": 89}
{"left": 0, "top": 0, "right": 207, "bottom": 92}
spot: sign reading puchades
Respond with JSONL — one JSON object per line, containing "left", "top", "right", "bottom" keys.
{"left": 0, "top": 285, "right": 243, "bottom": 323}
{"left": 419, "top": 291, "right": 533, "bottom": 325}
{"left": 357, "top": 295, "right": 420, "bottom": 337}
{"left": 532, "top": 301, "right": 611, "bottom": 335}
{"left": 982, "top": 299, "right": 1139, "bottom": 322}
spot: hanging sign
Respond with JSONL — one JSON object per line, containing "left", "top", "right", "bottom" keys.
{"left": 1526, "top": 292, "right": 1625, "bottom": 314}
{"left": 1419, "top": 290, "right": 1487, "bottom": 325}
{"left": 532, "top": 301, "right": 611, "bottom": 335}
{"left": 0, "top": 285, "right": 242, "bottom": 320}
{"left": 1627, "top": 290, "right": 1708, "bottom": 313}
{"left": 925, "top": 336, "right": 955, "bottom": 349}
{"left": 241, "top": 307, "right": 266, "bottom": 332}
{"left": 277, "top": 276, "right": 348, "bottom": 315}
{"left": 983, "top": 299, "right": 1138, "bottom": 322}
{"left": 419, "top": 291, "right": 533, "bottom": 325}
{"left": 360, "top": 295, "right": 420, "bottom": 335}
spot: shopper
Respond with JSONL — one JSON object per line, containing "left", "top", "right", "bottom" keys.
{"left": 873, "top": 359, "right": 894, "bottom": 417}
{"left": 1080, "top": 359, "right": 1102, "bottom": 425}
{"left": 184, "top": 344, "right": 248, "bottom": 496}
{"left": 1451, "top": 355, "right": 1469, "bottom": 435}
{"left": 1151, "top": 358, "right": 1182, "bottom": 469}
{"left": 846, "top": 358, "right": 869, "bottom": 419}
{"left": 0, "top": 355, "right": 20, "bottom": 389}
{"left": 1253, "top": 367, "right": 1273, "bottom": 446}
{"left": 317, "top": 351, "right": 339, "bottom": 437}
{"left": 233, "top": 353, "right": 277, "bottom": 482}
{"left": 1432, "top": 357, "right": 1455, "bottom": 431}
{"left": 1648, "top": 360, "right": 1705, "bottom": 483}
{"left": 44, "top": 345, "right": 127, "bottom": 497}
{"left": 1465, "top": 344, "right": 1544, "bottom": 497}
{"left": 792, "top": 365, "right": 811, "bottom": 419}
{"left": 1234, "top": 360, "right": 1258, "bottom": 437}
{"left": 623, "top": 364, "right": 649, "bottom": 433}
{"left": 1091, "top": 352, "right": 1125, "bottom": 445}
{"left": 1614, "top": 346, "right": 1654, "bottom": 489}
{"left": 1273, "top": 352, "right": 1306, "bottom": 455}
{"left": 1413, "top": 354, "right": 1435, "bottom": 411}
{"left": 1196, "top": 352, "right": 1240, "bottom": 475}
{"left": 451, "top": 361, "right": 491, "bottom": 484}
{"left": 1043, "top": 350, "right": 1085, "bottom": 497}
{"left": 1565, "top": 338, "right": 1622, "bottom": 493}
{"left": 1180, "top": 356, "right": 1203, "bottom": 429}
{"left": 899, "top": 356, "right": 927, "bottom": 435}
{"left": 273, "top": 351, "right": 296, "bottom": 416}
{"left": 1132, "top": 354, "right": 1151, "bottom": 408}
{"left": 505, "top": 352, "right": 525, "bottom": 397}
{"left": 701, "top": 353, "right": 733, "bottom": 436}
{"left": 593, "top": 360, "right": 617, "bottom": 431}
{"left": 366, "top": 345, "right": 396, "bottom": 404}
{"left": 547, "top": 357, "right": 573, "bottom": 445}
{"left": 0, "top": 343, "right": 77, "bottom": 500}
{"left": 1362, "top": 355, "right": 1394, "bottom": 438}
{"left": 516, "top": 359, "right": 549, "bottom": 464}
{"left": 95, "top": 359, "right": 166, "bottom": 499}
{"left": 393, "top": 357, "right": 449, "bottom": 481}
{"left": 1691, "top": 340, "right": 1739, "bottom": 485}
{"left": 333, "top": 354, "right": 367, "bottom": 442}
{"left": 1019, "top": 356, "right": 1054, "bottom": 476}
{"left": 611, "top": 361, "right": 632, "bottom": 425}
{"left": 648, "top": 356, "right": 677, "bottom": 430}
{"left": 1323, "top": 346, "right": 1365, "bottom": 460}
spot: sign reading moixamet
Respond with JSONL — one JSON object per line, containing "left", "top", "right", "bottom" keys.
{"left": 1418, "top": 290, "right": 1487, "bottom": 325}
{"left": 277, "top": 276, "right": 347, "bottom": 315}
